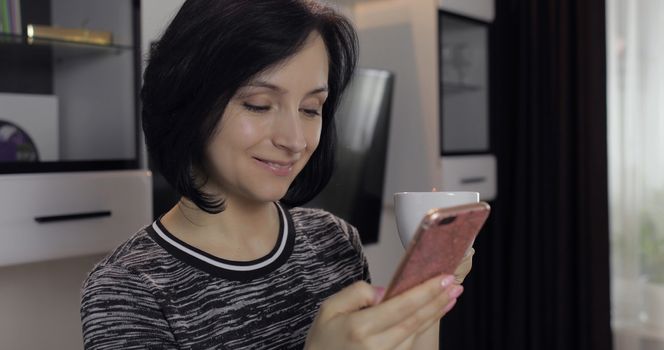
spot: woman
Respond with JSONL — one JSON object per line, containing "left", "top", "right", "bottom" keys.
{"left": 81, "top": 1, "right": 471, "bottom": 349}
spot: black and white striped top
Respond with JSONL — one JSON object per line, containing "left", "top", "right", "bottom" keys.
{"left": 80, "top": 204, "right": 370, "bottom": 350}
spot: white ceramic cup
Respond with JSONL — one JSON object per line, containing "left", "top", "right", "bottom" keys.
{"left": 393, "top": 191, "right": 480, "bottom": 247}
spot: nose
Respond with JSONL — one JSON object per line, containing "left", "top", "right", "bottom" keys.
{"left": 272, "top": 108, "right": 307, "bottom": 153}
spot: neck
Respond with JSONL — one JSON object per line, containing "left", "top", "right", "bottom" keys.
{"left": 175, "top": 197, "right": 277, "bottom": 238}
{"left": 161, "top": 197, "right": 281, "bottom": 261}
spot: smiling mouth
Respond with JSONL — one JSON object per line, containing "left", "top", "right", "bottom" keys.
{"left": 254, "top": 157, "right": 296, "bottom": 175}
{"left": 255, "top": 158, "right": 295, "bottom": 167}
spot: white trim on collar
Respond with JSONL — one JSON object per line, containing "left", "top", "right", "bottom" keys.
{"left": 151, "top": 203, "right": 289, "bottom": 272}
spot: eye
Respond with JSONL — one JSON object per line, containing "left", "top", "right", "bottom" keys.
{"left": 300, "top": 108, "right": 321, "bottom": 117}
{"left": 243, "top": 103, "right": 271, "bottom": 113}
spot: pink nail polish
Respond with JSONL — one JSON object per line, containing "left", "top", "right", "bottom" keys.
{"left": 448, "top": 285, "right": 464, "bottom": 299}
{"left": 443, "top": 298, "right": 457, "bottom": 313}
{"left": 373, "top": 286, "right": 386, "bottom": 304}
{"left": 441, "top": 275, "right": 455, "bottom": 289}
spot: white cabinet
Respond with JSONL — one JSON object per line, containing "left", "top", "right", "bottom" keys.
{"left": 439, "top": 0, "right": 495, "bottom": 22}
{"left": 0, "top": 171, "right": 151, "bottom": 266}
{"left": 0, "top": 0, "right": 151, "bottom": 266}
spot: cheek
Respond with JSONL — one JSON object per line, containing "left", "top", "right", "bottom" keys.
{"left": 207, "top": 116, "right": 262, "bottom": 166}
{"left": 213, "top": 116, "right": 265, "bottom": 152}
{"left": 306, "top": 121, "right": 323, "bottom": 151}
{"left": 235, "top": 118, "right": 263, "bottom": 139}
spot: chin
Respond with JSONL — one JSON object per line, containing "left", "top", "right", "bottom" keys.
{"left": 253, "top": 187, "right": 290, "bottom": 204}
{"left": 242, "top": 175, "right": 300, "bottom": 204}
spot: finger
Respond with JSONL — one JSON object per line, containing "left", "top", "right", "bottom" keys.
{"left": 415, "top": 286, "right": 462, "bottom": 334}
{"left": 403, "top": 285, "right": 461, "bottom": 332}
{"left": 366, "top": 285, "right": 459, "bottom": 348}
{"left": 464, "top": 246, "right": 476, "bottom": 257}
{"left": 393, "top": 335, "right": 416, "bottom": 350}
{"left": 317, "top": 281, "right": 376, "bottom": 321}
{"left": 455, "top": 247, "right": 475, "bottom": 284}
{"left": 412, "top": 320, "right": 441, "bottom": 348}
{"left": 372, "top": 286, "right": 386, "bottom": 305}
{"left": 354, "top": 274, "right": 455, "bottom": 333}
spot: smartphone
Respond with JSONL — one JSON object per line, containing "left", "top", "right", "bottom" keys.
{"left": 383, "top": 201, "right": 491, "bottom": 300}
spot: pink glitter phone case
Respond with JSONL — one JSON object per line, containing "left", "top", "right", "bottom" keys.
{"left": 383, "top": 202, "right": 491, "bottom": 300}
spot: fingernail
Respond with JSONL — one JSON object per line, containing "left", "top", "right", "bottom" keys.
{"left": 441, "top": 275, "right": 455, "bottom": 289}
{"left": 373, "top": 286, "right": 386, "bottom": 304}
{"left": 443, "top": 298, "right": 458, "bottom": 313}
{"left": 448, "top": 285, "right": 464, "bottom": 299}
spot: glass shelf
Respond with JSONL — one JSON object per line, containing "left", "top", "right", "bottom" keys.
{"left": 0, "top": 33, "right": 134, "bottom": 57}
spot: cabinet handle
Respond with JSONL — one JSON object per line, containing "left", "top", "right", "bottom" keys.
{"left": 34, "top": 211, "right": 112, "bottom": 223}
{"left": 460, "top": 177, "right": 487, "bottom": 184}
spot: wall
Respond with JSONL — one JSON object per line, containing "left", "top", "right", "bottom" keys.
{"left": 0, "top": 254, "right": 104, "bottom": 349}
{"left": 140, "top": 0, "right": 184, "bottom": 61}
{"left": 52, "top": 0, "right": 136, "bottom": 161}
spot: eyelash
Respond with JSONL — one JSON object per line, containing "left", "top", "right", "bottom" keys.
{"left": 243, "top": 103, "right": 270, "bottom": 113}
{"left": 302, "top": 109, "right": 321, "bottom": 117}
{"left": 242, "top": 103, "right": 321, "bottom": 117}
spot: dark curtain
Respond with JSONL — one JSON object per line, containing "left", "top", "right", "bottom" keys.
{"left": 439, "top": 0, "right": 612, "bottom": 349}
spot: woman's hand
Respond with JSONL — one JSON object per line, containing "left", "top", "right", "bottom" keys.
{"left": 304, "top": 274, "right": 463, "bottom": 350}
{"left": 455, "top": 247, "right": 475, "bottom": 284}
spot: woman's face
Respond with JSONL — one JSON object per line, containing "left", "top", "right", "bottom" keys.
{"left": 204, "top": 32, "right": 329, "bottom": 205}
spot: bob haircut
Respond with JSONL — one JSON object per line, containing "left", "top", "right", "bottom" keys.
{"left": 141, "top": 0, "right": 358, "bottom": 213}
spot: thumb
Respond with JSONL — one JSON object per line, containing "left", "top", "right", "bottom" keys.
{"left": 318, "top": 281, "right": 377, "bottom": 321}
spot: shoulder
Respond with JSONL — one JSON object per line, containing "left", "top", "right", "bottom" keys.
{"left": 82, "top": 226, "right": 163, "bottom": 294}
{"left": 287, "top": 206, "right": 362, "bottom": 252}
{"left": 286, "top": 205, "right": 371, "bottom": 283}
{"left": 288, "top": 206, "right": 353, "bottom": 234}
{"left": 80, "top": 227, "right": 178, "bottom": 347}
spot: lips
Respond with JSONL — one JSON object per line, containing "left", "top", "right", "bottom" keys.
{"left": 253, "top": 157, "right": 297, "bottom": 176}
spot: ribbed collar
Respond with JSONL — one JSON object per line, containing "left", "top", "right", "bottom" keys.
{"left": 146, "top": 202, "right": 295, "bottom": 281}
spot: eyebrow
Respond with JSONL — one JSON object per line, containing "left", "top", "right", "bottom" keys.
{"left": 244, "top": 81, "right": 329, "bottom": 96}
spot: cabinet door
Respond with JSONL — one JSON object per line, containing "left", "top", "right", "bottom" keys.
{"left": 438, "top": 0, "right": 495, "bottom": 22}
{"left": 0, "top": 0, "right": 139, "bottom": 173}
{"left": 439, "top": 11, "right": 489, "bottom": 155}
